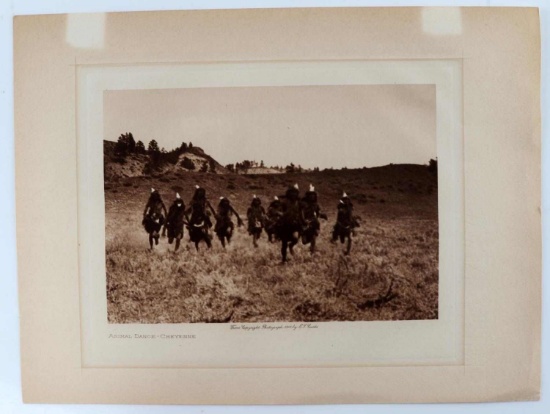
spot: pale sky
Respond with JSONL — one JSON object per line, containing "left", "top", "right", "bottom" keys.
{"left": 104, "top": 85, "right": 435, "bottom": 169}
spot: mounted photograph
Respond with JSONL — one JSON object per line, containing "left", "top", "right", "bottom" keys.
{"left": 104, "top": 84, "right": 439, "bottom": 324}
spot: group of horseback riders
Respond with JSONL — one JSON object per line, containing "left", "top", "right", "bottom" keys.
{"left": 142, "top": 183, "right": 359, "bottom": 261}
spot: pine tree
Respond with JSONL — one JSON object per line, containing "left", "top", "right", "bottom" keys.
{"left": 114, "top": 135, "right": 128, "bottom": 157}
{"left": 135, "top": 140, "right": 145, "bottom": 154}
{"left": 126, "top": 133, "right": 136, "bottom": 153}
{"left": 147, "top": 140, "right": 160, "bottom": 153}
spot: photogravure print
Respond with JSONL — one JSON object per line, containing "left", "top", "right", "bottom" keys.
{"left": 16, "top": 9, "right": 539, "bottom": 402}
{"left": 103, "top": 85, "right": 438, "bottom": 324}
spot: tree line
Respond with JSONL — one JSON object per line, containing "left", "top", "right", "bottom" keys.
{"left": 113, "top": 133, "right": 202, "bottom": 174}
{"left": 224, "top": 160, "right": 314, "bottom": 174}
{"left": 112, "top": 132, "right": 438, "bottom": 176}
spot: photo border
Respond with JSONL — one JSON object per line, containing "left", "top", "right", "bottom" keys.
{"left": 78, "top": 60, "right": 463, "bottom": 369}
{"left": 14, "top": 8, "right": 540, "bottom": 403}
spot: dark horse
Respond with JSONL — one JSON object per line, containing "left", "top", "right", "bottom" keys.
{"left": 142, "top": 189, "right": 167, "bottom": 249}
{"left": 276, "top": 186, "right": 302, "bottom": 263}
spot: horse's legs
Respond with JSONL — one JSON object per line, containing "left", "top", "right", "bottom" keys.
{"left": 195, "top": 241, "right": 200, "bottom": 251}
{"left": 175, "top": 238, "right": 181, "bottom": 252}
{"left": 220, "top": 236, "right": 226, "bottom": 249}
{"left": 149, "top": 234, "right": 154, "bottom": 249}
{"left": 205, "top": 235, "right": 212, "bottom": 249}
{"left": 253, "top": 233, "right": 259, "bottom": 248}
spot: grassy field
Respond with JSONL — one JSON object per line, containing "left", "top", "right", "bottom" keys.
{"left": 105, "top": 167, "right": 438, "bottom": 323}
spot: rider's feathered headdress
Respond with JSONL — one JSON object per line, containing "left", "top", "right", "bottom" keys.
{"left": 342, "top": 191, "right": 348, "bottom": 198}
{"left": 294, "top": 183, "right": 299, "bottom": 190}
{"left": 195, "top": 185, "right": 200, "bottom": 189}
{"left": 309, "top": 184, "right": 315, "bottom": 192}
{"left": 274, "top": 196, "right": 279, "bottom": 201}
{"left": 253, "top": 194, "right": 257, "bottom": 199}
{"left": 176, "top": 192, "right": 181, "bottom": 199}
{"left": 220, "top": 196, "right": 224, "bottom": 200}
{"left": 151, "top": 188, "right": 155, "bottom": 193}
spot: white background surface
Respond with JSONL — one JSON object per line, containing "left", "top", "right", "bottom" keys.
{"left": 0, "top": 0, "right": 547, "bottom": 413}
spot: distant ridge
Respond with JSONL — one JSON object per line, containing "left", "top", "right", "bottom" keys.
{"left": 103, "top": 140, "right": 229, "bottom": 180}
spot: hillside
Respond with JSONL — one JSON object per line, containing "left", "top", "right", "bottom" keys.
{"left": 105, "top": 163, "right": 437, "bottom": 220}
{"left": 103, "top": 140, "right": 229, "bottom": 180}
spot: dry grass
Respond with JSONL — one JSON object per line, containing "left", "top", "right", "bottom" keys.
{"left": 105, "top": 167, "right": 438, "bottom": 323}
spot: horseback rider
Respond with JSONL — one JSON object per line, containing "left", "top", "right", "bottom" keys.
{"left": 142, "top": 188, "right": 168, "bottom": 247}
{"left": 165, "top": 192, "right": 186, "bottom": 251}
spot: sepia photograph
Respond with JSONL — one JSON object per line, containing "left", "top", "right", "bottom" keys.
{"left": 104, "top": 84, "right": 439, "bottom": 324}
{"left": 13, "top": 6, "right": 541, "bottom": 405}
